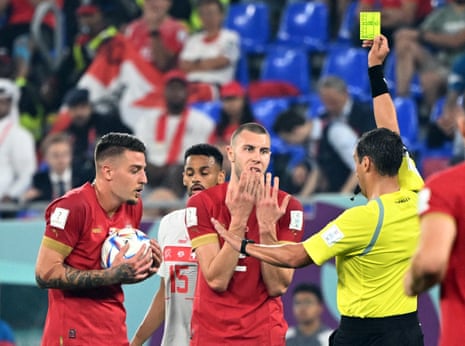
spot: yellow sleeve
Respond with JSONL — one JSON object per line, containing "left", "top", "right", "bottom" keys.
{"left": 303, "top": 202, "right": 380, "bottom": 265}
{"left": 398, "top": 152, "right": 424, "bottom": 192}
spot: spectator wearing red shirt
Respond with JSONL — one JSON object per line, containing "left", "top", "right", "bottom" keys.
{"left": 125, "top": 0, "right": 188, "bottom": 72}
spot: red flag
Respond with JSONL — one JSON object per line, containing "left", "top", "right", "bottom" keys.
{"left": 78, "top": 34, "right": 165, "bottom": 129}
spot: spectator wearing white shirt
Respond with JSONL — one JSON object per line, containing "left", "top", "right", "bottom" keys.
{"left": 134, "top": 69, "right": 215, "bottom": 199}
{"left": 0, "top": 78, "right": 36, "bottom": 206}
{"left": 179, "top": 0, "right": 240, "bottom": 101}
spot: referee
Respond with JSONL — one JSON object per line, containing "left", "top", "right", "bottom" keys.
{"left": 212, "top": 34, "right": 425, "bottom": 346}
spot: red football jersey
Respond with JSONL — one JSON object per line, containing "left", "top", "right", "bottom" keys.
{"left": 420, "top": 162, "right": 465, "bottom": 346}
{"left": 41, "top": 183, "right": 143, "bottom": 346}
{"left": 186, "top": 183, "right": 304, "bottom": 345}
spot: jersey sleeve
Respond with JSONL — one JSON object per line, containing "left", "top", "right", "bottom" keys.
{"left": 418, "top": 175, "right": 457, "bottom": 219}
{"left": 42, "top": 197, "right": 88, "bottom": 257}
{"left": 277, "top": 195, "right": 305, "bottom": 243}
{"left": 185, "top": 193, "right": 219, "bottom": 250}
{"left": 303, "top": 203, "right": 379, "bottom": 265}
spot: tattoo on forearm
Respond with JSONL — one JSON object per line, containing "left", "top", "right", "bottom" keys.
{"left": 36, "top": 263, "right": 137, "bottom": 289}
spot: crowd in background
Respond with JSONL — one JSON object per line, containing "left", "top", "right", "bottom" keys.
{"left": 1, "top": 0, "right": 465, "bottom": 219}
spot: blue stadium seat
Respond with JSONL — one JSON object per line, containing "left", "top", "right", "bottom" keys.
{"left": 337, "top": 1, "right": 357, "bottom": 45}
{"left": 225, "top": 3, "right": 270, "bottom": 54}
{"left": 394, "top": 96, "right": 419, "bottom": 150}
{"left": 261, "top": 46, "right": 311, "bottom": 94}
{"left": 275, "top": 1, "right": 329, "bottom": 52}
{"left": 320, "top": 45, "right": 370, "bottom": 101}
{"left": 190, "top": 101, "right": 222, "bottom": 123}
{"left": 235, "top": 53, "right": 249, "bottom": 86}
{"left": 251, "top": 97, "right": 291, "bottom": 134}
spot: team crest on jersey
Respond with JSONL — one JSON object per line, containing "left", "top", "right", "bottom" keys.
{"left": 289, "top": 210, "right": 303, "bottom": 230}
{"left": 50, "top": 207, "right": 70, "bottom": 230}
{"left": 185, "top": 207, "right": 198, "bottom": 227}
{"left": 321, "top": 224, "right": 344, "bottom": 247}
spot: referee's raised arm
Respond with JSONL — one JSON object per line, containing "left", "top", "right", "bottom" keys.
{"left": 363, "top": 35, "right": 400, "bottom": 134}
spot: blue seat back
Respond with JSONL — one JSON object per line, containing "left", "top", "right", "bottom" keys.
{"left": 225, "top": 3, "right": 270, "bottom": 53}
{"left": 261, "top": 46, "right": 311, "bottom": 94}
{"left": 276, "top": 1, "right": 329, "bottom": 52}
{"left": 321, "top": 45, "right": 370, "bottom": 101}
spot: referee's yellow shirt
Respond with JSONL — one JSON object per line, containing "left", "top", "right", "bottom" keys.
{"left": 303, "top": 153, "right": 423, "bottom": 318}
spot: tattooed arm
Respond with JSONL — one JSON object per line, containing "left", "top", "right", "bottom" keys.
{"left": 35, "top": 243, "right": 156, "bottom": 289}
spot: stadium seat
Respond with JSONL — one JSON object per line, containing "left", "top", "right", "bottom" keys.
{"left": 336, "top": 1, "right": 357, "bottom": 45}
{"left": 235, "top": 53, "right": 249, "bottom": 86}
{"left": 251, "top": 97, "right": 291, "bottom": 134}
{"left": 394, "top": 96, "right": 419, "bottom": 150}
{"left": 190, "top": 101, "right": 222, "bottom": 123}
{"left": 224, "top": 3, "right": 270, "bottom": 54}
{"left": 261, "top": 46, "right": 311, "bottom": 94}
{"left": 320, "top": 45, "right": 370, "bottom": 101}
{"left": 275, "top": 1, "right": 329, "bottom": 52}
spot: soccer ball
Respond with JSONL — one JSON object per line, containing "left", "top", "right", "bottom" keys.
{"left": 101, "top": 227, "right": 151, "bottom": 268}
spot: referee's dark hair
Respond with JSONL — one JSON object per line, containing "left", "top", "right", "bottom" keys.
{"left": 292, "top": 283, "right": 324, "bottom": 303}
{"left": 356, "top": 127, "right": 404, "bottom": 177}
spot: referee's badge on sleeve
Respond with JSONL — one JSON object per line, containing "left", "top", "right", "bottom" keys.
{"left": 289, "top": 210, "right": 303, "bottom": 230}
{"left": 321, "top": 224, "right": 344, "bottom": 247}
{"left": 186, "top": 207, "right": 198, "bottom": 227}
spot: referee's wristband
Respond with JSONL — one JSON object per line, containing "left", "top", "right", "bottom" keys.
{"left": 240, "top": 238, "right": 255, "bottom": 256}
{"left": 368, "top": 65, "right": 389, "bottom": 98}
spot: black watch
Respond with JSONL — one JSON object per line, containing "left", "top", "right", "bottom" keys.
{"left": 240, "top": 238, "right": 255, "bottom": 256}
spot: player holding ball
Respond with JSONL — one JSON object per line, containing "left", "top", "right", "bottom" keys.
{"left": 35, "top": 132, "right": 161, "bottom": 346}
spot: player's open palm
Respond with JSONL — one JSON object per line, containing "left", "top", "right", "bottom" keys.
{"left": 256, "top": 173, "right": 290, "bottom": 235}
{"left": 226, "top": 170, "right": 260, "bottom": 221}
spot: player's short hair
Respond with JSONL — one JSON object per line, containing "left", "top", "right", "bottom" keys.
{"left": 292, "top": 283, "right": 324, "bottom": 303}
{"left": 95, "top": 132, "right": 146, "bottom": 162}
{"left": 184, "top": 143, "right": 223, "bottom": 168}
{"left": 230, "top": 122, "right": 269, "bottom": 145}
{"left": 356, "top": 127, "right": 403, "bottom": 176}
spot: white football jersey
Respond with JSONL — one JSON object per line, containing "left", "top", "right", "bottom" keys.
{"left": 157, "top": 209, "right": 197, "bottom": 346}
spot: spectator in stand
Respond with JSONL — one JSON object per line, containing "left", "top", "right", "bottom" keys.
{"left": 425, "top": 52, "right": 465, "bottom": 163}
{"left": 179, "top": 0, "right": 240, "bottom": 101}
{"left": 134, "top": 69, "right": 215, "bottom": 198}
{"left": 394, "top": 0, "right": 465, "bottom": 116}
{"left": 41, "top": 0, "right": 121, "bottom": 109}
{"left": 0, "top": 78, "right": 36, "bottom": 207}
{"left": 286, "top": 283, "right": 333, "bottom": 346}
{"left": 272, "top": 109, "right": 321, "bottom": 197}
{"left": 316, "top": 76, "right": 376, "bottom": 194}
{"left": 125, "top": 0, "right": 189, "bottom": 73}
{"left": 353, "top": 0, "right": 432, "bottom": 45}
{"left": 0, "top": 0, "right": 64, "bottom": 81}
{"left": 212, "top": 81, "right": 255, "bottom": 175}
{"left": 49, "top": 88, "right": 132, "bottom": 176}
{"left": 317, "top": 76, "right": 376, "bottom": 136}
{"left": 23, "top": 132, "right": 93, "bottom": 202}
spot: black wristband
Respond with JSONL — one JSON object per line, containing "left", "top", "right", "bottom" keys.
{"left": 240, "top": 238, "right": 255, "bottom": 256}
{"left": 368, "top": 65, "right": 389, "bottom": 98}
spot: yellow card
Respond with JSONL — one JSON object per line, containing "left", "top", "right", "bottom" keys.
{"left": 359, "top": 12, "right": 380, "bottom": 40}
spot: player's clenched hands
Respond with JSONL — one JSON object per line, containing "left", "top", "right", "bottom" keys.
{"left": 111, "top": 243, "right": 158, "bottom": 284}
{"left": 226, "top": 170, "right": 261, "bottom": 232}
{"left": 362, "top": 34, "right": 390, "bottom": 67}
{"left": 256, "top": 173, "right": 290, "bottom": 237}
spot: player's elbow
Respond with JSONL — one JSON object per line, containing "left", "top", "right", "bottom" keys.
{"left": 205, "top": 278, "right": 229, "bottom": 293}
{"left": 35, "top": 271, "right": 49, "bottom": 289}
{"left": 267, "top": 284, "right": 289, "bottom": 297}
{"left": 413, "top": 256, "right": 447, "bottom": 284}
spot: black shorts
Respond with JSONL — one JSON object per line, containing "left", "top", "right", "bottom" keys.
{"left": 329, "top": 311, "right": 424, "bottom": 346}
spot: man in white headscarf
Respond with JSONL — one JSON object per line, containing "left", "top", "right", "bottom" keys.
{"left": 0, "top": 78, "right": 36, "bottom": 205}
